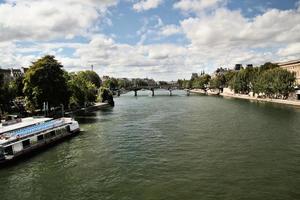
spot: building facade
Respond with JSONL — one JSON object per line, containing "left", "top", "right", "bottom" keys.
{"left": 0, "top": 67, "right": 28, "bottom": 84}
{"left": 278, "top": 59, "right": 300, "bottom": 85}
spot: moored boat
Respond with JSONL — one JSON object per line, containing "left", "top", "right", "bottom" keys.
{"left": 0, "top": 117, "right": 80, "bottom": 164}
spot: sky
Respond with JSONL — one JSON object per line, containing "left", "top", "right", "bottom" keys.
{"left": 0, "top": 0, "right": 300, "bottom": 81}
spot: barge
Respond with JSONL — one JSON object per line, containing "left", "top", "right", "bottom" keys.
{"left": 0, "top": 117, "right": 79, "bottom": 164}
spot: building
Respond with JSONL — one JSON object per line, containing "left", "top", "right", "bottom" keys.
{"left": 234, "top": 64, "right": 243, "bottom": 71}
{"left": 278, "top": 59, "right": 300, "bottom": 85}
{"left": 0, "top": 67, "right": 28, "bottom": 84}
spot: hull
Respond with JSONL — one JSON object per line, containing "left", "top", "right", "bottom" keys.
{"left": 0, "top": 122, "right": 80, "bottom": 165}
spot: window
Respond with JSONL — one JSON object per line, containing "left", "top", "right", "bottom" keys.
{"left": 45, "top": 133, "right": 51, "bottom": 139}
{"left": 4, "top": 146, "right": 13, "bottom": 155}
{"left": 37, "top": 135, "right": 44, "bottom": 141}
{"left": 50, "top": 131, "right": 55, "bottom": 137}
{"left": 22, "top": 139, "right": 30, "bottom": 148}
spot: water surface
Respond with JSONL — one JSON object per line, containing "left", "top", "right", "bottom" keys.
{"left": 1, "top": 90, "right": 300, "bottom": 200}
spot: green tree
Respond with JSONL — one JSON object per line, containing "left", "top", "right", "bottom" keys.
{"left": 77, "top": 70, "right": 102, "bottom": 88}
{"left": 192, "top": 74, "right": 211, "bottom": 89}
{"left": 103, "top": 77, "right": 119, "bottom": 90}
{"left": 260, "top": 62, "right": 279, "bottom": 71}
{"left": 98, "top": 87, "right": 114, "bottom": 106}
{"left": 10, "top": 76, "right": 24, "bottom": 97}
{"left": 68, "top": 73, "right": 98, "bottom": 108}
{"left": 23, "top": 55, "right": 70, "bottom": 110}
{"left": 229, "top": 67, "right": 257, "bottom": 94}
{"left": 209, "top": 74, "right": 226, "bottom": 89}
{"left": 253, "top": 68, "right": 295, "bottom": 99}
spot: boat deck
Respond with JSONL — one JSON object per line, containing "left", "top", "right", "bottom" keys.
{"left": 8, "top": 119, "right": 65, "bottom": 137}
{"left": 0, "top": 118, "right": 69, "bottom": 145}
{"left": 0, "top": 117, "right": 52, "bottom": 135}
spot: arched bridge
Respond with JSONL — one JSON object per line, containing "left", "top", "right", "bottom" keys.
{"left": 119, "top": 85, "right": 190, "bottom": 97}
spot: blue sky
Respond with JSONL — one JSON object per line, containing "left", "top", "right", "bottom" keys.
{"left": 0, "top": 0, "right": 300, "bottom": 80}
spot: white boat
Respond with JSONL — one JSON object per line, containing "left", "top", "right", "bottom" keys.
{"left": 0, "top": 117, "right": 80, "bottom": 164}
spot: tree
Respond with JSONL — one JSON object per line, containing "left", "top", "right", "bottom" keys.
{"left": 191, "top": 74, "right": 211, "bottom": 89}
{"left": 209, "top": 74, "right": 226, "bottom": 89}
{"left": 68, "top": 72, "right": 98, "bottom": 108}
{"left": 10, "top": 76, "right": 24, "bottom": 97}
{"left": 223, "top": 70, "right": 236, "bottom": 87}
{"left": 77, "top": 70, "right": 102, "bottom": 88}
{"left": 103, "top": 77, "right": 119, "bottom": 90}
{"left": 23, "top": 55, "right": 70, "bottom": 110}
{"left": 253, "top": 68, "right": 295, "bottom": 99}
{"left": 260, "top": 62, "right": 279, "bottom": 71}
{"left": 98, "top": 87, "right": 114, "bottom": 106}
{"left": 117, "top": 78, "right": 133, "bottom": 89}
{"left": 0, "top": 74, "right": 18, "bottom": 115}
{"left": 229, "top": 67, "right": 257, "bottom": 94}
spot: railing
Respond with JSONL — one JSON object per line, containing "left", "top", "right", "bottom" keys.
{"left": 7, "top": 119, "right": 65, "bottom": 138}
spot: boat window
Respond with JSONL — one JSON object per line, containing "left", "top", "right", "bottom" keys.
{"left": 50, "top": 131, "right": 56, "bottom": 137}
{"left": 37, "top": 135, "right": 44, "bottom": 141}
{"left": 22, "top": 139, "right": 30, "bottom": 149}
{"left": 45, "top": 133, "right": 52, "bottom": 139}
{"left": 4, "top": 146, "right": 13, "bottom": 155}
{"left": 0, "top": 147, "right": 4, "bottom": 158}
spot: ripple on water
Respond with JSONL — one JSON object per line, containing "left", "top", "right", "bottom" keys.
{"left": 1, "top": 93, "right": 300, "bottom": 200}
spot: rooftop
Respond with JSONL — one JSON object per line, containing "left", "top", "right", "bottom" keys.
{"left": 277, "top": 59, "right": 300, "bottom": 66}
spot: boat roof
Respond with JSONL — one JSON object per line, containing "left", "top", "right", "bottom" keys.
{"left": 0, "top": 117, "right": 52, "bottom": 134}
{"left": 0, "top": 118, "right": 72, "bottom": 146}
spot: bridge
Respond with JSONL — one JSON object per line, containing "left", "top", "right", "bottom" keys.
{"left": 118, "top": 84, "right": 190, "bottom": 96}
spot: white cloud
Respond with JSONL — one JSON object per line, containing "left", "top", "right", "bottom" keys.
{"left": 133, "top": 0, "right": 163, "bottom": 12}
{"left": 159, "top": 25, "right": 182, "bottom": 36}
{"left": 277, "top": 43, "right": 300, "bottom": 57}
{"left": 1, "top": 0, "right": 300, "bottom": 80}
{"left": 180, "top": 8, "right": 300, "bottom": 49}
{"left": 174, "top": 0, "right": 224, "bottom": 14}
{"left": 0, "top": 0, "right": 117, "bottom": 42}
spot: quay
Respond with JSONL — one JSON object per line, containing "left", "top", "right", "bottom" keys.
{"left": 65, "top": 102, "right": 110, "bottom": 115}
{"left": 190, "top": 89, "right": 300, "bottom": 107}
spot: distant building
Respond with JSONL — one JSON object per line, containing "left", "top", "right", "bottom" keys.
{"left": 234, "top": 64, "right": 243, "bottom": 71}
{"left": 246, "top": 64, "right": 253, "bottom": 68}
{"left": 191, "top": 73, "right": 198, "bottom": 80}
{"left": 101, "top": 76, "right": 110, "bottom": 82}
{"left": 278, "top": 59, "right": 300, "bottom": 84}
{"left": 0, "top": 67, "right": 28, "bottom": 83}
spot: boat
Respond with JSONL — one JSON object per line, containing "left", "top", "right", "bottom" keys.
{"left": 0, "top": 117, "right": 80, "bottom": 164}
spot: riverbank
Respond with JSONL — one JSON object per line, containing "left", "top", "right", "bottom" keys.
{"left": 65, "top": 102, "right": 110, "bottom": 115}
{"left": 190, "top": 89, "right": 300, "bottom": 107}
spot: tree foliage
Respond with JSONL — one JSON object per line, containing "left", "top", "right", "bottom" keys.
{"left": 191, "top": 74, "right": 211, "bottom": 89}
{"left": 0, "top": 74, "right": 16, "bottom": 114}
{"left": 98, "top": 87, "right": 114, "bottom": 106}
{"left": 76, "top": 70, "right": 102, "bottom": 88}
{"left": 252, "top": 68, "right": 295, "bottom": 99}
{"left": 68, "top": 72, "right": 98, "bottom": 108}
{"left": 23, "top": 55, "right": 70, "bottom": 110}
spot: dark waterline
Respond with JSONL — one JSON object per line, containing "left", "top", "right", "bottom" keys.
{"left": 1, "top": 90, "right": 300, "bottom": 200}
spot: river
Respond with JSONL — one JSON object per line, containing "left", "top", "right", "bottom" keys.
{"left": 0, "top": 90, "right": 300, "bottom": 200}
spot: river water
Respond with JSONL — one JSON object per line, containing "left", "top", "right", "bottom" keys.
{"left": 0, "top": 90, "right": 300, "bottom": 200}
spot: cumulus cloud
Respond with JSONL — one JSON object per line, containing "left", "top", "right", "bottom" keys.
{"left": 0, "top": 0, "right": 117, "bottom": 42}
{"left": 133, "top": 0, "right": 163, "bottom": 12}
{"left": 277, "top": 43, "right": 300, "bottom": 57}
{"left": 180, "top": 8, "right": 300, "bottom": 50}
{"left": 159, "top": 25, "right": 182, "bottom": 36}
{"left": 174, "top": 0, "right": 224, "bottom": 14}
{"left": 1, "top": 0, "right": 300, "bottom": 80}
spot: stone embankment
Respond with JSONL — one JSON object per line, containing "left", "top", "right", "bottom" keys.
{"left": 65, "top": 102, "right": 110, "bottom": 115}
{"left": 190, "top": 89, "right": 300, "bottom": 107}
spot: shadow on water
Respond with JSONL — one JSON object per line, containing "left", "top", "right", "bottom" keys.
{"left": 74, "top": 107, "right": 114, "bottom": 125}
